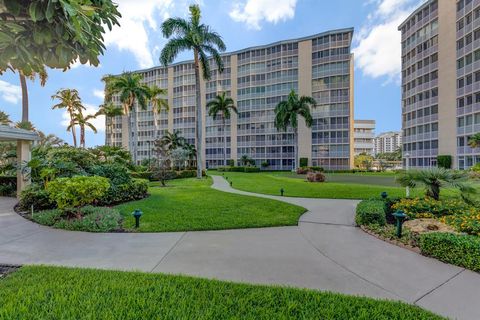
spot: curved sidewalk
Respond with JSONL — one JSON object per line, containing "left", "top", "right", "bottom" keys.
{"left": 0, "top": 177, "right": 478, "bottom": 320}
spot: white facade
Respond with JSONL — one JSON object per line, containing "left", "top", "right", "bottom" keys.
{"left": 374, "top": 131, "right": 402, "bottom": 155}
{"left": 353, "top": 120, "right": 375, "bottom": 155}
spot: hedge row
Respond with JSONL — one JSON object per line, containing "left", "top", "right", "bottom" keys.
{"left": 420, "top": 233, "right": 480, "bottom": 272}
{"left": 355, "top": 199, "right": 387, "bottom": 226}
{"left": 131, "top": 170, "right": 206, "bottom": 181}
{"left": 217, "top": 166, "right": 260, "bottom": 173}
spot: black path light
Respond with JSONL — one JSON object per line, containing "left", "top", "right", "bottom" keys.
{"left": 392, "top": 210, "right": 407, "bottom": 238}
{"left": 133, "top": 209, "right": 143, "bottom": 228}
{"left": 381, "top": 191, "right": 388, "bottom": 199}
{"left": 230, "top": 181, "right": 233, "bottom": 187}
{"left": 280, "top": 188, "right": 284, "bottom": 196}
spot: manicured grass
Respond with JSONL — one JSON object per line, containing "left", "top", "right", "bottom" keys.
{"left": 211, "top": 172, "right": 422, "bottom": 199}
{"left": 116, "top": 177, "right": 305, "bottom": 232}
{"left": 278, "top": 172, "right": 399, "bottom": 187}
{"left": 0, "top": 265, "right": 444, "bottom": 319}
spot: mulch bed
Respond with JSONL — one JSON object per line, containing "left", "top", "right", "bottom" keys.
{"left": 0, "top": 264, "right": 21, "bottom": 279}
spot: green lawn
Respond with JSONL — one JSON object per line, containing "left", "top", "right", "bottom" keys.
{"left": 278, "top": 172, "right": 399, "bottom": 187}
{"left": 212, "top": 172, "right": 421, "bottom": 199}
{"left": 116, "top": 177, "right": 305, "bottom": 232}
{"left": 0, "top": 266, "right": 444, "bottom": 320}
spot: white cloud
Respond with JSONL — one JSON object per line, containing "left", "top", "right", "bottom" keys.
{"left": 103, "top": 0, "right": 175, "bottom": 68}
{"left": 61, "top": 104, "right": 105, "bottom": 133}
{"left": 0, "top": 80, "right": 21, "bottom": 104}
{"left": 353, "top": 0, "right": 427, "bottom": 82}
{"left": 93, "top": 89, "right": 104, "bottom": 100}
{"left": 230, "top": 0, "right": 297, "bottom": 30}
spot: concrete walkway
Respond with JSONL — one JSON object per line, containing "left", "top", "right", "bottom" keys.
{"left": 0, "top": 176, "right": 478, "bottom": 320}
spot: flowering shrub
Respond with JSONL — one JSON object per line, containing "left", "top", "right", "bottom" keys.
{"left": 440, "top": 209, "right": 480, "bottom": 236}
{"left": 391, "top": 197, "right": 470, "bottom": 219}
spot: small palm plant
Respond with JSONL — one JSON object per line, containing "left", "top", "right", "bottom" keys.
{"left": 396, "top": 168, "right": 476, "bottom": 201}
{"left": 274, "top": 89, "right": 316, "bottom": 170}
{"left": 207, "top": 92, "right": 237, "bottom": 166}
{"left": 468, "top": 133, "right": 480, "bottom": 149}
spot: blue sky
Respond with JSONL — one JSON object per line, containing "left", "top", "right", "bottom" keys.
{"left": 0, "top": 0, "right": 425, "bottom": 147}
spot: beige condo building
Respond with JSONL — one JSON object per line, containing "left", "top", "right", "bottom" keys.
{"left": 399, "top": 0, "right": 480, "bottom": 169}
{"left": 106, "top": 29, "right": 355, "bottom": 170}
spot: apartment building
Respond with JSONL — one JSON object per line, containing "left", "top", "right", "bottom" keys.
{"left": 353, "top": 120, "right": 375, "bottom": 155}
{"left": 106, "top": 29, "right": 355, "bottom": 170}
{"left": 374, "top": 131, "right": 402, "bottom": 155}
{"left": 399, "top": 0, "right": 480, "bottom": 169}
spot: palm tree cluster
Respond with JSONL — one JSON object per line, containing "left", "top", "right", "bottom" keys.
{"left": 155, "top": 130, "right": 197, "bottom": 169}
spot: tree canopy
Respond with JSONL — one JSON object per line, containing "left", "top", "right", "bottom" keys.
{"left": 0, "top": 0, "right": 121, "bottom": 75}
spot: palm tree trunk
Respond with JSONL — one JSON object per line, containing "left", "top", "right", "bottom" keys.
{"left": 19, "top": 74, "right": 28, "bottom": 122}
{"left": 81, "top": 125, "right": 85, "bottom": 148}
{"left": 132, "top": 107, "right": 139, "bottom": 164}
{"left": 294, "top": 127, "right": 298, "bottom": 171}
{"left": 223, "top": 118, "right": 227, "bottom": 166}
{"left": 70, "top": 115, "right": 77, "bottom": 147}
{"left": 194, "top": 49, "right": 203, "bottom": 179}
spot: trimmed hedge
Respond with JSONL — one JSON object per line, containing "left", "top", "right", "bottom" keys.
{"left": 355, "top": 199, "right": 387, "bottom": 226}
{"left": 97, "top": 179, "right": 149, "bottom": 206}
{"left": 437, "top": 155, "right": 452, "bottom": 169}
{"left": 217, "top": 166, "right": 260, "bottom": 173}
{"left": 299, "top": 157, "right": 308, "bottom": 167}
{"left": 420, "top": 232, "right": 480, "bottom": 272}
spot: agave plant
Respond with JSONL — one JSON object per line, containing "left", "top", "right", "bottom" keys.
{"left": 396, "top": 168, "right": 476, "bottom": 201}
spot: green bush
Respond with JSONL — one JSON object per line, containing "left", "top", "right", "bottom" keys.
{"left": 0, "top": 176, "right": 16, "bottom": 196}
{"left": 299, "top": 157, "right": 308, "bottom": 167}
{"left": 420, "top": 233, "right": 480, "bottom": 272}
{"left": 227, "top": 159, "right": 235, "bottom": 166}
{"left": 31, "top": 209, "right": 63, "bottom": 226}
{"left": 175, "top": 170, "right": 206, "bottom": 179}
{"left": 437, "top": 155, "right": 452, "bottom": 169}
{"left": 91, "top": 163, "right": 131, "bottom": 185}
{"left": 309, "top": 166, "right": 324, "bottom": 172}
{"left": 261, "top": 161, "right": 269, "bottom": 168}
{"left": 217, "top": 166, "right": 245, "bottom": 172}
{"left": 47, "top": 176, "right": 110, "bottom": 209}
{"left": 244, "top": 167, "right": 260, "bottom": 173}
{"left": 98, "top": 179, "right": 148, "bottom": 206}
{"left": 53, "top": 206, "right": 122, "bottom": 232}
{"left": 355, "top": 200, "right": 386, "bottom": 226}
{"left": 18, "top": 183, "right": 55, "bottom": 211}
{"left": 130, "top": 171, "right": 153, "bottom": 180}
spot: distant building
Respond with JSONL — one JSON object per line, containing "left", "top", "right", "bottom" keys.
{"left": 374, "top": 131, "right": 402, "bottom": 155}
{"left": 354, "top": 120, "right": 375, "bottom": 155}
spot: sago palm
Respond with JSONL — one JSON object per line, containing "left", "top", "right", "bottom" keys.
{"left": 51, "top": 89, "right": 85, "bottom": 147}
{"left": 274, "top": 89, "right": 316, "bottom": 170}
{"left": 396, "top": 168, "right": 476, "bottom": 201}
{"left": 103, "top": 72, "right": 151, "bottom": 163}
{"left": 96, "top": 102, "right": 124, "bottom": 145}
{"left": 207, "top": 92, "right": 237, "bottom": 166}
{"left": 160, "top": 4, "right": 226, "bottom": 178}
{"left": 468, "top": 133, "right": 480, "bottom": 149}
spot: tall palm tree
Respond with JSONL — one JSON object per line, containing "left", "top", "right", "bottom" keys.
{"left": 15, "top": 121, "right": 35, "bottom": 131}
{"left": 37, "top": 131, "right": 64, "bottom": 147}
{"left": 396, "top": 168, "right": 476, "bottom": 201}
{"left": 160, "top": 130, "right": 186, "bottom": 151}
{"left": 207, "top": 92, "right": 237, "bottom": 166}
{"left": 274, "top": 89, "right": 316, "bottom": 170}
{"left": 96, "top": 102, "right": 124, "bottom": 145}
{"left": 160, "top": 4, "right": 226, "bottom": 178}
{"left": 51, "top": 89, "right": 85, "bottom": 147}
{"left": 149, "top": 85, "right": 169, "bottom": 145}
{"left": 70, "top": 111, "right": 97, "bottom": 148}
{"left": 468, "top": 133, "right": 480, "bottom": 149}
{"left": 103, "top": 72, "right": 151, "bottom": 163}
{"left": 19, "top": 68, "right": 48, "bottom": 122}
{"left": 0, "top": 111, "right": 12, "bottom": 125}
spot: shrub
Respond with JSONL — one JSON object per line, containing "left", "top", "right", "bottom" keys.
{"left": 98, "top": 179, "right": 148, "bottom": 206}
{"left": 356, "top": 200, "right": 386, "bottom": 226}
{"left": 31, "top": 209, "right": 63, "bottom": 226}
{"left": 440, "top": 208, "right": 480, "bottom": 235}
{"left": 437, "top": 155, "right": 452, "bottom": 169}
{"left": 261, "top": 161, "right": 269, "bottom": 168}
{"left": 472, "top": 163, "right": 480, "bottom": 172}
{"left": 299, "top": 157, "right": 308, "bottom": 167}
{"left": 18, "top": 183, "right": 55, "bottom": 211}
{"left": 309, "top": 166, "right": 324, "bottom": 172}
{"left": 130, "top": 171, "right": 153, "bottom": 180}
{"left": 227, "top": 159, "right": 235, "bottom": 167}
{"left": 306, "top": 172, "right": 326, "bottom": 182}
{"left": 391, "top": 197, "right": 470, "bottom": 219}
{"left": 51, "top": 206, "right": 122, "bottom": 232}
{"left": 244, "top": 167, "right": 260, "bottom": 173}
{"left": 47, "top": 176, "right": 110, "bottom": 210}
{"left": 91, "top": 163, "right": 131, "bottom": 185}
{"left": 296, "top": 167, "right": 309, "bottom": 174}
{"left": 420, "top": 233, "right": 480, "bottom": 272}
{"left": 217, "top": 166, "right": 246, "bottom": 172}
{"left": 0, "top": 176, "right": 16, "bottom": 196}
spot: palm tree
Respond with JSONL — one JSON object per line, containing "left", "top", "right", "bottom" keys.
{"left": 160, "top": 130, "right": 186, "bottom": 151}
{"left": 51, "top": 89, "right": 85, "bottom": 147}
{"left": 274, "top": 89, "right": 316, "bottom": 170}
{"left": 37, "top": 131, "right": 64, "bottom": 147}
{"left": 103, "top": 72, "right": 151, "bottom": 163}
{"left": 19, "top": 68, "right": 48, "bottom": 122}
{"left": 70, "top": 111, "right": 97, "bottom": 148}
{"left": 396, "top": 168, "right": 476, "bottom": 201}
{"left": 0, "top": 111, "right": 12, "bottom": 125}
{"left": 183, "top": 142, "right": 197, "bottom": 168}
{"left": 149, "top": 85, "right": 169, "bottom": 140}
{"left": 468, "top": 133, "right": 480, "bottom": 149}
{"left": 240, "top": 154, "right": 252, "bottom": 166}
{"left": 160, "top": 4, "right": 226, "bottom": 178}
{"left": 15, "top": 121, "right": 35, "bottom": 131}
{"left": 207, "top": 92, "right": 237, "bottom": 166}
{"left": 96, "top": 102, "right": 124, "bottom": 145}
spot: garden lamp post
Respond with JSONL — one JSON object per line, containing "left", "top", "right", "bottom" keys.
{"left": 280, "top": 188, "right": 284, "bottom": 196}
{"left": 392, "top": 210, "right": 407, "bottom": 238}
{"left": 381, "top": 192, "right": 388, "bottom": 199}
{"left": 404, "top": 152, "right": 410, "bottom": 198}
{"left": 133, "top": 209, "right": 143, "bottom": 228}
